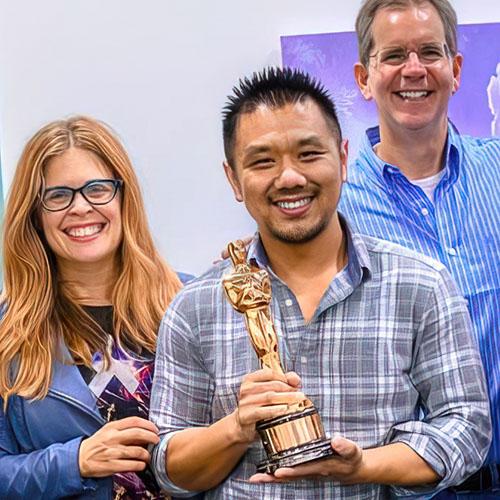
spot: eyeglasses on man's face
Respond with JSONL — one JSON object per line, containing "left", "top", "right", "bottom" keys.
{"left": 369, "top": 42, "right": 450, "bottom": 68}
{"left": 41, "top": 178, "right": 123, "bottom": 212}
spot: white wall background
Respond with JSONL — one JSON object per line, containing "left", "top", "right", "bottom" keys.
{"left": 1, "top": 0, "right": 499, "bottom": 275}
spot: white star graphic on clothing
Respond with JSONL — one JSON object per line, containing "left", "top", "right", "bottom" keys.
{"left": 88, "top": 356, "right": 140, "bottom": 397}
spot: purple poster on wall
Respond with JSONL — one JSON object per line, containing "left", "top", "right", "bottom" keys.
{"left": 281, "top": 23, "right": 500, "bottom": 156}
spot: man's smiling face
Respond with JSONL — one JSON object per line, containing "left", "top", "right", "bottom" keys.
{"left": 355, "top": 1, "right": 462, "bottom": 136}
{"left": 224, "top": 98, "right": 347, "bottom": 245}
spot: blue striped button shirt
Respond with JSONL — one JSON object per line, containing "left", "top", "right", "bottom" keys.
{"left": 150, "top": 224, "right": 490, "bottom": 499}
{"left": 339, "top": 123, "right": 500, "bottom": 466}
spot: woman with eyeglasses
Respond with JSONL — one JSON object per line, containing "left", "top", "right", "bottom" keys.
{"left": 0, "top": 116, "right": 190, "bottom": 499}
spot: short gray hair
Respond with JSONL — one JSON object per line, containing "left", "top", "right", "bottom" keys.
{"left": 355, "top": 0, "right": 458, "bottom": 67}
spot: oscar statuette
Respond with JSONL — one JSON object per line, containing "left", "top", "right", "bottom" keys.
{"left": 222, "top": 240, "right": 335, "bottom": 474}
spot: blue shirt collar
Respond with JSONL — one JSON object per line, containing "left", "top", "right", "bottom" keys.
{"left": 246, "top": 215, "right": 371, "bottom": 291}
{"left": 359, "top": 122, "right": 462, "bottom": 190}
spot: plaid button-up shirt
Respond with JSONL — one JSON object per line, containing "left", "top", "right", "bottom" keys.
{"left": 150, "top": 223, "right": 490, "bottom": 499}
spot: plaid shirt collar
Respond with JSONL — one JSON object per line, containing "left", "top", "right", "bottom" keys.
{"left": 247, "top": 214, "right": 372, "bottom": 294}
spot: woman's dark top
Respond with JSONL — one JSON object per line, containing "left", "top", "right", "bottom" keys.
{"left": 79, "top": 305, "right": 167, "bottom": 500}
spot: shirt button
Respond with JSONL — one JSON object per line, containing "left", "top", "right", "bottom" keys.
{"left": 300, "top": 356, "right": 308, "bottom": 364}
{"left": 421, "top": 208, "right": 429, "bottom": 216}
{"left": 285, "top": 299, "right": 293, "bottom": 307}
{"left": 447, "top": 247, "right": 457, "bottom": 256}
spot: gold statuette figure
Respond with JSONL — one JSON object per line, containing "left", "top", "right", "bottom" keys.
{"left": 223, "top": 240, "right": 334, "bottom": 473}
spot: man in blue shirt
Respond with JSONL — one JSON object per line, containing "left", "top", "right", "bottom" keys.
{"left": 339, "top": 1, "right": 500, "bottom": 497}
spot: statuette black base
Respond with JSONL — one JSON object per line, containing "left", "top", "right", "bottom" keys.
{"left": 256, "top": 438, "right": 335, "bottom": 474}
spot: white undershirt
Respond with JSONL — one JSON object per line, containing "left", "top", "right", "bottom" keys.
{"left": 410, "top": 169, "right": 446, "bottom": 203}
{"left": 373, "top": 143, "right": 445, "bottom": 203}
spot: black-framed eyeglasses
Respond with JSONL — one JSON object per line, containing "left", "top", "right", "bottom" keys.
{"left": 369, "top": 42, "right": 450, "bottom": 67}
{"left": 41, "top": 178, "right": 123, "bottom": 212}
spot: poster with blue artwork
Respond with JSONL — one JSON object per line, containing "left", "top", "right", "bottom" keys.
{"left": 281, "top": 23, "right": 500, "bottom": 156}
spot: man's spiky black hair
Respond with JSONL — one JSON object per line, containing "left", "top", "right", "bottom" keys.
{"left": 222, "top": 67, "right": 342, "bottom": 167}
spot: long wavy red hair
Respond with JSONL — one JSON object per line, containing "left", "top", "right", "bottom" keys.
{"left": 0, "top": 116, "right": 181, "bottom": 402}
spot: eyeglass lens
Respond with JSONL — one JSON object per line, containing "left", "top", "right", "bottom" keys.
{"left": 376, "top": 43, "right": 447, "bottom": 66}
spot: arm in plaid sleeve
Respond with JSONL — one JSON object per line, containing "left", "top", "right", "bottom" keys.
{"left": 249, "top": 266, "right": 490, "bottom": 492}
{"left": 150, "top": 284, "right": 307, "bottom": 493}
{"left": 149, "top": 289, "right": 252, "bottom": 493}
{"left": 387, "top": 266, "right": 491, "bottom": 496}
{"left": 149, "top": 291, "right": 214, "bottom": 495}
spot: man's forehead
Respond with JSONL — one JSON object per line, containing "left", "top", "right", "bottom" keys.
{"left": 235, "top": 99, "right": 332, "bottom": 149}
{"left": 235, "top": 99, "right": 331, "bottom": 138}
{"left": 371, "top": 3, "right": 445, "bottom": 45}
{"left": 241, "top": 133, "right": 327, "bottom": 156}
{"left": 242, "top": 99, "right": 317, "bottom": 119}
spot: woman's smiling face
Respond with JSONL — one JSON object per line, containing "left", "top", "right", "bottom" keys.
{"left": 40, "top": 147, "right": 123, "bottom": 272}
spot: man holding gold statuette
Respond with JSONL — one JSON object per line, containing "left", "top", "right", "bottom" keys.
{"left": 150, "top": 67, "right": 490, "bottom": 500}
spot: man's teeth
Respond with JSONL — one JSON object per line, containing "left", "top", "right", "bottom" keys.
{"left": 399, "top": 91, "right": 429, "bottom": 99}
{"left": 67, "top": 224, "right": 103, "bottom": 237}
{"left": 277, "top": 198, "right": 311, "bottom": 209}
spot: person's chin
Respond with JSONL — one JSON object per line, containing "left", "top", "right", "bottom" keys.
{"left": 391, "top": 111, "right": 441, "bottom": 132}
{"left": 268, "top": 219, "right": 328, "bottom": 245}
{"left": 66, "top": 250, "right": 112, "bottom": 266}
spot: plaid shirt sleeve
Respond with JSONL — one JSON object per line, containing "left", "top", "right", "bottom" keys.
{"left": 388, "top": 267, "right": 491, "bottom": 496}
{"left": 149, "top": 287, "right": 213, "bottom": 496}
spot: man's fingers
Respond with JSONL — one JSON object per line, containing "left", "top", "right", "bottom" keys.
{"left": 242, "top": 368, "right": 288, "bottom": 384}
{"left": 241, "top": 379, "right": 301, "bottom": 396}
{"left": 241, "top": 369, "right": 302, "bottom": 388}
{"left": 275, "top": 466, "right": 304, "bottom": 477}
{"left": 241, "top": 390, "right": 306, "bottom": 408}
{"left": 239, "top": 404, "right": 290, "bottom": 426}
{"left": 249, "top": 437, "right": 362, "bottom": 485}
{"left": 273, "top": 464, "right": 327, "bottom": 479}
{"left": 249, "top": 473, "right": 286, "bottom": 483}
{"left": 285, "top": 371, "right": 302, "bottom": 388}
{"left": 331, "top": 436, "right": 360, "bottom": 459}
